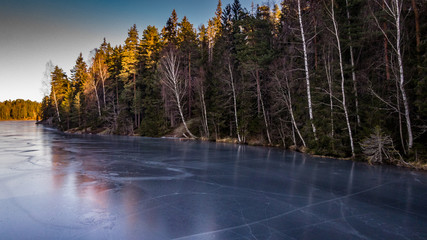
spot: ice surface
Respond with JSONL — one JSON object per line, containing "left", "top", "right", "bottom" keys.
{"left": 0, "top": 121, "right": 426, "bottom": 240}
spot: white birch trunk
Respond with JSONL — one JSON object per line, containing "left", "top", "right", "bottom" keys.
{"left": 394, "top": 0, "right": 413, "bottom": 149}
{"left": 98, "top": 58, "right": 107, "bottom": 107}
{"left": 275, "top": 74, "right": 306, "bottom": 147}
{"left": 92, "top": 79, "right": 102, "bottom": 117}
{"left": 90, "top": 62, "right": 102, "bottom": 117}
{"left": 374, "top": 0, "right": 413, "bottom": 150}
{"left": 297, "top": 0, "right": 317, "bottom": 141}
{"left": 228, "top": 62, "right": 242, "bottom": 143}
{"left": 52, "top": 87, "right": 61, "bottom": 122}
{"left": 331, "top": 0, "right": 355, "bottom": 157}
{"left": 201, "top": 91, "right": 209, "bottom": 138}
{"left": 288, "top": 93, "right": 306, "bottom": 148}
{"left": 324, "top": 51, "right": 334, "bottom": 139}
{"left": 198, "top": 82, "right": 209, "bottom": 138}
{"left": 176, "top": 91, "right": 195, "bottom": 139}
{"left": 161, "top": 49, "right": 196, "bottom": 139}
{"left": 255, "top": 70, "right": 272, "bottom": 145}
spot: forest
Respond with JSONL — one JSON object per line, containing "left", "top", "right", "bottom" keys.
{"left": 0, "top": 99, "right": 41, "bottom": 121}
{"left": 40, "top": 0, "right": 427, "bottom": 164}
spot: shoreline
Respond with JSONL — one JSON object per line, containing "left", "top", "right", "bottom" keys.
{"left": 0, "top": 119, "right": 37, "bottom": 122}
{"left": 53, "top": 124, "right": 427, "bottom": 171}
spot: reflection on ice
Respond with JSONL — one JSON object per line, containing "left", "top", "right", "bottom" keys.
{"left": 0, "top": 121, "right": 427, "bottom": 240}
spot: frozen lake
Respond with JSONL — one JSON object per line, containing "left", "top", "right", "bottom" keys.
{"left": 0, "top": 121, "right": 426, "bottom": 239}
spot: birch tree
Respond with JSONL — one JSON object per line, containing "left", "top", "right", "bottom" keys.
{"left": 297, "top": 0, "right": 317, "bottom": 141}
{"left": 273, "top": 68, "right": 306, "bottom": 148}
{"left": 94, "top": 51, "right": 109, "bottom": 107}
{"left": 373, "top": 0, "right": 413, "bottom": 150}
{"left": 323, "top": 46, "right": 334, "bottom": 140}
{"left": 345, "top": 0, "right": 361, "bottom": 127}
{"left": 160, "top": 47, "right": 196, "bottom": 138}
{"left": 88, "top": 63, "right": 102, "bottom": 117}
{"left": 328, "top": 0, "right": 355, "bottom": 157}
{"left": 227, "top": 57, "right": 241, "bottom": 143}
{"left": 194, "top": 69, "right": 209, "bottom": 139}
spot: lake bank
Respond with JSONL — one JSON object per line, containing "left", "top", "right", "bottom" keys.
{"left": 57, "top": 123, "right": 427, "bottom": 171}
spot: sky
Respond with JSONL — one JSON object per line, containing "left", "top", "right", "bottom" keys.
{"left": 0, "top": 0, "right": 268, "bottom": 102}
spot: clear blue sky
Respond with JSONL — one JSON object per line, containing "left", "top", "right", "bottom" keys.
{"left": 0, "top": 0, "right": 269, "bottom": 102}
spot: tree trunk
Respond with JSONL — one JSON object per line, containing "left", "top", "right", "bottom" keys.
{"left": 200, "top": 89, "right": 209, "bottom": 138}
{"left": 133, "top": 73, "right": 137, "bottom": 128}
{"left": 288, "top": 91, "right": 306, "bottom": 148}
{"left": 275, "top": 73, "right": 306, "bottom": 147}
{"left": 161, "top": 49, "right": 196, "bottom": 139}
{"left": 116, "top": 79, "right": 119, "bottom": 109}
{"left": 228, "top": 62, "right": 241, "bottom": 143}
{"left": 102, "top": 79, "right": 106, "bottom": 107}
{"left": 324, "top": 50, "right": 334, "bottom": 139}
{"left": 297, "top": 0, "right": 317, "bottom": 141}
{"left": 188, "top": 52, "right": 192, "bottom": 118}
{"left": 411, "top": 0, "right": 420, "bottom": 53}
{"left": 93, "top": 81, "right": 102, "bottom": 117}
{"left": 255, "top": 69, "right": 271, "bottom": 145}
{"left": 395, "top": 77, "right": 406, "bottom": 154}
{"left": 331, "top": 0, "right": 355, "bottom": 157}
{"left": 176, "top": 91, "right": 195, "bottom": 138}
{"left": 345, "top": 0, "right": 361, "bottom": 127}
{"left": 52, "top": 88, "right": 61, "bottom": 122}
{"left": 98, "top": 57, "right": 107, "bottom": 107}
{"left": 197, "top": 78, "right": 209, "bottom": 138}
{"left": 314, "top": 17, "right": 318, "bottom": 71}
{"left": 279, "top": 121, "right": 286, "bottom": 148}
{"left": 394, "top": 0, "right": 413, "bottom": 150}
{"left": 382, "top": 0, "right": 391, "bottom": 83}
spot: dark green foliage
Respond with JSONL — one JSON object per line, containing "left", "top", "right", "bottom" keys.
{"left": 162, "top": 9, "right": 179, "bottom": 46}
{"left": 39, "top": 1, "right": 426, "bottom": 163}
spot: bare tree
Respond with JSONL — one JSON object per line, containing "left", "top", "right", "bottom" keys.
{"left": 297, "top": 0, "right": 317, "bottom": 141}
{"left": 194, "top": 68, "right": 209, "bottom": 139}
{"left": 372, "top": 0, "right": 413, "bottom": 150}
{"left": 255, "top": 69, "right": 272, "bottom": 145}
{"left": 323, "top": 46, "right": 334, "bottom": 140}
{"left": 329, "top": 0, "right": 355, "bottom": 157}
{"left": 88, "top": 63, "right": 102, "bottom": 117}
{"left": 94, "top": 52, "right": 110, "bottom": 107}
{"left": 160, "top": 47, "right": 196, "bottom": 139}
{"left": 52, "top": 86, "right": 61, "bottom": 122}
{"left": 42, "top": 61, "right": 60, "bottom": 122}
{"left": 227, "top": 58, "right": 242, "bottom": 143}
{"left": 361, "top": 126, "right": 408, "bottom": 166}
{"left": 274, "top": 71, "right": 306, "bottom": 148}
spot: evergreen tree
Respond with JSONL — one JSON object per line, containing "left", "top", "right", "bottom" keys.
{"left": 162, "top": 9, "right": 179, "bottom": 46}
{"left": 50, "top": 66, "right": 70, "bottom": 127}
{"left": 139, "top": 25, "right": 167, "bottom": 136}
{"left": 120, "top": 24, "right": 140, "bottom": 128}
{"left": 70, "top": 53, "right": 89, "bottom": 127}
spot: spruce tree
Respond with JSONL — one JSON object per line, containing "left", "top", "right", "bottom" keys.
{"left": 139, "top": 26, "right": 167, "bottom": 136}
{"left": 120, "top": 24, "right": 140, "bottom": 128}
